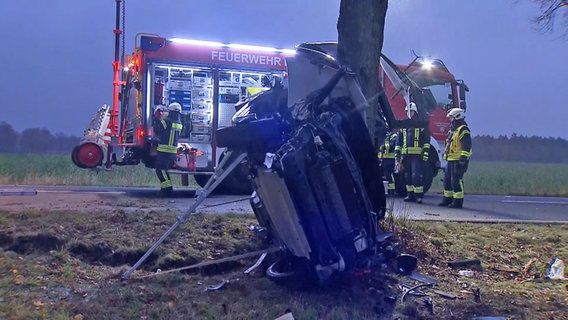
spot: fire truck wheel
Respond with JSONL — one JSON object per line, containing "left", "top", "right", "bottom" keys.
{"left": 71, "top": 146, "right": 86, "bottom": 168}
{"left": 217, "top": 150, "right": 253, "bottom": 195}
{"left": 75, "top": 143, "right": 103, "bottom": 168}
{"left": 193, "top": 174, "right": 210, "bottom": 189}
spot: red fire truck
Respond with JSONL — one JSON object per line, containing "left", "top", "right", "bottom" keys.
{"left": 71, "top": 34, "right": 468, "bottom": 194}
{"left": 72, "top": 35, "right": 294, "bottom": 193}
{"left": 379, "top": 54, "right": 469, "bottom": 193}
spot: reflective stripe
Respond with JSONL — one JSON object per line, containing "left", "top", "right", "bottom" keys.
{"left": 157, "top": 145, "right": 178, "bottom": 153}
{"left": 160, "top": 170, "right": 172, "bottom": 188}
{"left": 446, "top": 125, "right": 471, "bottom": 161}
{"left": 401, "top": 128, "right": 426, "bottom": 155}
{"left": 453, "top": 179, "right": 465, "bottom": 199}
{"left": 157, "top": 122, "right": 183, "bottom": 154}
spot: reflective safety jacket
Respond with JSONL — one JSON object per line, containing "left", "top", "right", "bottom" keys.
{"left": 378, "top": 131, "right": 398, "bottom": 159}
{"left": 395, "top": 126, "right": 430, "bottom": 156}
{"left": 443, "top": 120, "right": 472, "bottom": 161}
{"left": 154, "top": 114, "right": 183, "bottom": 154}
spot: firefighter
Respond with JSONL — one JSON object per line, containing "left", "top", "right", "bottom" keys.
{"left": 439, "top": 108, "right": 472, "bottom": 208}
{"left": 395, "top": 102, "right": 431, "bottom": 203}
{"left": 378, "top": 130, "right": 398, "bottom": 197}
{"left": 153, "top": 102, "right": 183, "bottom": 197}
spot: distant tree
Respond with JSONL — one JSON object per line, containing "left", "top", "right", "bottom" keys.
{"left": 337, "top": 0, "right": 389, "bottom": 142}
{"left": 0, "top": 122, "right": 20, "bottom": 153}
{"left": 53, "top": 133, "right": 81, "bottom": 154}
{"left": 20, "top": 128, "right": 54, "bottom": 154}
{"left": 530, "top": 0, "right": 568, "bottom": 39}
{"left": 471, "top": 134, "right": 568, "bottom": 163}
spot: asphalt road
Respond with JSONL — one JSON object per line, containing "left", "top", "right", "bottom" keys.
{"left": 1, "top": 185, "right": 567, "bottom": 223}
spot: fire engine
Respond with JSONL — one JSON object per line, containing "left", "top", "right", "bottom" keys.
{"left": 379, "top": 53, "right": 469, "bottom": 194}
{"left": 71, "top": 5, "right": 468, "bottom": 195}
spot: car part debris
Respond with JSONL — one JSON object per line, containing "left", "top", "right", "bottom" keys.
{"left": 423, "top": 296, "right": 434, "bottom": 313}
{"left": 202, "top": 196, "right": 253, "bottom": 208}
{"left": 396, "top": 254, "right": 418, "bottom": 275}
{"left": 244, "top": 251, "right": 268, "bottom": 275}
{"left": 432, "top": 289, "right": 457, "bottom": 300}
{"left": 472, "top": 287, "right": 481, "bottom": 302}
{"left": 401, "top": 283, "right": 434, "bottom": 303}
{"left": 134, "top": 247, "right": 281, "bottom": 280}
{"left": 448, "top": 258, "right": 481, "bottom": 268}
{"left": 400, "top": 283, "right": 428, "bottom": 297}
{"left": 205, "top": 279, "right": 227, "bottom": 291}
{"left": 274, "top": 311, "right": 295, "bottom": 320}
{"left": 458, "top": 270, "right": 474, "bottom": 277}
{"left": 409, "top": 271, "right": 438, "bottom": 285}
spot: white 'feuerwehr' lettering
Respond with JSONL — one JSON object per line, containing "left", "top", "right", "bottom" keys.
{"left": 211, "top": 51, "right": 283, "bottom": 66}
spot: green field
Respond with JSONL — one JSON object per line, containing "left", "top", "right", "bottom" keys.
{"left": 0, "top": 153, "right": 193, "bottom": 188}
{"left": 1, "top": 154, "right": 568, "bottom": 197}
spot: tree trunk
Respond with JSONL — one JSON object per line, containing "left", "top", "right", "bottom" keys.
{"left": 337, "top": 0, "right": 388, "bottom": 144}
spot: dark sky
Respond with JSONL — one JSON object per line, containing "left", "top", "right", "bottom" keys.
{"left": 1, "top": 0, "right": 567, "bottom": 139}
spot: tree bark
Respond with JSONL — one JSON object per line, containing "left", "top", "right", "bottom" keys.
{"left": 337, "top": 0, "right": 388, "bottom": 143}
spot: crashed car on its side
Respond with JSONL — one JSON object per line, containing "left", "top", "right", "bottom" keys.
{"left": 217, "top": 42, "right": 397, "bottom": 286}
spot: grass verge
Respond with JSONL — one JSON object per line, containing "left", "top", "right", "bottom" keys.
{"left": 1, "top": 207, "right": 567, "bottom": 319}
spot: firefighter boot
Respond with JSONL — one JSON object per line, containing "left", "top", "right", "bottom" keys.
{"left": 449, "top": 198, "right": 463, "bottom": 209}
{"left": 438, "top": 197, "right": 453, "bottom": 207}
{"left": 403, "top": 192, "right": 415, "bottom": 202}
{"left": 415, "top": 193, "right": 424, "bottom": 204}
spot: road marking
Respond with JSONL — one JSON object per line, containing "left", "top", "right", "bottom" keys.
{"left": 502, "top": 200, "right": 568, "bottom": 205}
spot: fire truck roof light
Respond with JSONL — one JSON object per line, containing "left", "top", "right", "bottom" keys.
{"left": 170, "top": 38, "right": 225, "bottom": 47}
{"left": 422, "top": 59, "right": 433, "bottom": 70}
{"left": 169, "top": 37, "right": 295, "bottom": 54}
{"left": 279, "top": 49, "right": 296, "bottom": 55}
{"left": 227, "top": 43, "right": 278, "bottom": 52}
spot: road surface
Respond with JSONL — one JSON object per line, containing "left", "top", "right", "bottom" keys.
{"left": 1, "top": 185, "right": 567, "bottom": 223}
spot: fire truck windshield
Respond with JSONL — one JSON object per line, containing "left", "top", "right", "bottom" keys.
{"left": 424, "top": 82, "right": 453, "bottom": 111}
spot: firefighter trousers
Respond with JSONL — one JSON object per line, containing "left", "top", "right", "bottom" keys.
{"left": 155, "top": 152, "right": 176, "bottom": 191}
{"left": 402, "top": 154, "right": 424, "bottom": 196}
{"left": 443, "top": 161, "right": 466, "bottom": 200}
{"left": 381, "top": 158, "right": 396, "bottom": 193}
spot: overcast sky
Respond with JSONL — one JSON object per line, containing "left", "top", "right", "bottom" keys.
{"left": 1, "top": 0, "right": 567, "bottom": 139}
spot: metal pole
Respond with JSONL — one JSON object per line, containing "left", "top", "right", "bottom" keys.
{"left": 110, "top": 0, "right": 122, "bottom": 138}
{"left": 121, "top": 151, "right": 247, "bottom": 280}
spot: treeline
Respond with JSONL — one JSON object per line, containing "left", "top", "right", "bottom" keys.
{"left": 0, "top": 122, "right": 81, "bottom": 154}
{"left": 471, "top": 134, "right": 568, "bottom": 164}
{"left": 1, "top": 122, "right": 568, "bottom": 163}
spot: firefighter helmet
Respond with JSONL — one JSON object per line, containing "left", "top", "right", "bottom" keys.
{"left": 168, "top": 102, "right": 182, "bottom": 113}
{"left": 405, "top": 102, "right": 418, "bottom": 113}
{"left": 447, "top": 108, "right": 465, "bottom": 120}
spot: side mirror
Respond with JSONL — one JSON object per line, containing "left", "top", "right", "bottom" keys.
{"left": 459, "top": 82, "right": 469, "bottom": 101}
